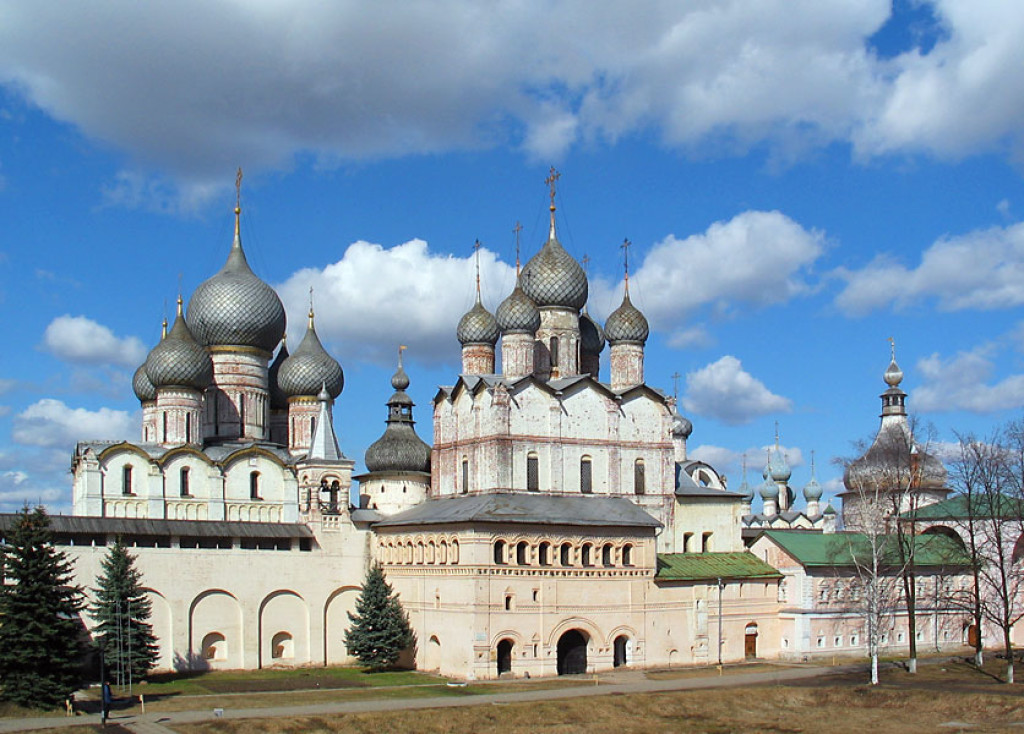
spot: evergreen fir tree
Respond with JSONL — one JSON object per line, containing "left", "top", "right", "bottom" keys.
{"left": 344, "top": 565, "right": 414, "bottom": 671}
{"left": 0, "top": 506, "right": 84, "bottom": 709}
{"left": 91, "top": 537, "right": 159, "bottom": 685}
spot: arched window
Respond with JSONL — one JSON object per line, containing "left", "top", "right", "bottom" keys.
{"left": 527, "top": 453, "right": 539, "bottom": 492}
{"left": 634, "top": 459, "right": 645, "bottom": 495}
{"left": 581, "top": 543, "right": 592, "bottom": 567}
{"left": 180, "top": 467, "right": 190, "bottom": 497}
{"left": 602, "top": 543, "right": 613, "bottom": 567}
{"left": 494, "top": 540, "right": 507, "bottom": 565}
{"left": 622, "top": 544, "right": 633, "bottom": 566}
{"left": 549, "top": 336, "right": 559, "bottom": 370}
{"left": 702, "top": 531, "right": 713, "bottom": 553}
{"left": 683, "top": 532, "right": 694, "bottom": 553}
{"left": 185, "top": 413, "right": 192, "bottom": 443}
{"left": 122, "top": 465, "right": 133, "bottom": 495}
{"left": 516, "top": 541, "right": 529, "bottom": 565}
{"left": 250, "top": 471, "right": 260, "bottom": 500}
{"left": 580, "top": 456, "right": 593, "bottom": 494}
{"left": 560, "top": 543, "right": 572, "bottom": 567}
{"left": 538, "top": 542, "right": 551, "bottom": 566}
{"left": 162, "top": 412, "right": 168, "bottom": 443}
{"left": 461, "top": 458, "right": 469, "bottom": 494}
{"left": 239, "top": 398, "right": 245, "bottom": 431}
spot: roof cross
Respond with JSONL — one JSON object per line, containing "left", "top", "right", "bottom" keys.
{"left": 513, "top": 221, "right": 522, "bottom": 275}
{"left": 671, "top": 371, "right": 681, "bottom": 401}
{"left": 621, "top": 238, "right": 632, "bottom": 293}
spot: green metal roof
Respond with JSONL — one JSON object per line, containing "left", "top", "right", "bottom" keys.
{"left": 910, "top": 493, "right": 1023, "bottom": 521}
{"left": 760, "top": 529, "right": 970, "bottom": 568}
{"left": 656, "top": 551, "right": 781, "bottom": 581}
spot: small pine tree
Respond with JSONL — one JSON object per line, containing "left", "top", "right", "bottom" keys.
{"left": 344, "top": 565, "right": 414, "bottom": 671}
{"left": 91, "top": 537, "right": 159, "bottom": 685}
{"left": 0, "top": 506, "right": 84, "bottom": 709}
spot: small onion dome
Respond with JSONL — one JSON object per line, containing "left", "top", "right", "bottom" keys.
{"left": 738, "top": 477, "right": 754, "bottom": 504}
{"left": 457, "top": 297, "right": 499, "bottom": 345}
{"left": 884, "top": 357, "right": 904, "bottom": 387}
{"left": 520, "top": 236, "right": 588, "bottom": 310}
{"left": 803, "top": 476, "right": 823, "bottom": 502}
{"left": 496, "top": 283, "right": 540, "bottom": 334}
{"left": 145, "top": 301, "right": 213, "bottom": 390}
{"left": 579, "top": 311, "right": 606, "bottom": 354}
{"left": 605, "top": 292, "right": 649, "bottom": 344}
{"left": 769, "top": 448, "right": 791, "bottom": 483}
{"left": 267, "top": 340, "right": 290, "bottom": 410}
{"left": 759, "top": 473, "right": 779, "bottom": 500}
{"left": 364, "top": 359, "right": 431, "bottom": 473}
{"left": 133, "top": 363, "right": 157, "bottom": 403}
{"left": 278, "top": 311, "right": 344, "bottom": 399}
{"left": 671, "top": 410, "right": 693, "bottom": 440}
{"left": 186, "top": 219, "right": 286, "bottom": 352}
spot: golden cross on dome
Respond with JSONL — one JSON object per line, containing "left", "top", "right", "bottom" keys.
{"left": 888, "top": 335, "right": 896, "bottom": 361}
{"left": 235, "top": 168, "right": 243, "bottom": 209}
{"left": 473, "top": 239, "right": 482, "bottom": 296}
{"left": 545, "top": 166, "right": 560, "bottom": 208}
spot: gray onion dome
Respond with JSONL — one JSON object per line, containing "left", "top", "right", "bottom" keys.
{"left": 579, "top": 311, "right": 606, "bottom": 354}
{"left": 457, "top": 296, "right": 499, "bottom": 345}
{"left": 884, "top": 357, "right": 904, "bottom": 387}
{"left": 364, "top": 357, "right": 431, "bottom": 473}
{"left": 278, "top": 312, "right": 344, "bottom": 399}
{"left": 769, "top": 448, "right": 791, "bottom": 483}
{"left": 186, "top": 214, "right": 286, "bottom": 353}
{"left": 759, "top": 472, "right": 779, "bottom": 500}
{"left": 605, "top": 291, "right": 649, "bottom": 344}
{"left": 496, "top": 282, "right": 540, "bottom": 334}
{"left": 267, "top": 340, "right": 289, "bottom": 410}
{"left": 672, "top": 411, "right": 693, "bottom": 440}
{"left": 133, "top": 363, "right": 157, "bottom": 403}
{"left": 520, "top": 235, "right": 588, "bottom": 310}
{"left": 738, "top": 477, "right": 754, "bottom": 504}
{"left": 803, "top": 475, "right": 823, "bottom": 501}
{"left": 145, "top": 301, "right": 213, "bottom": 390}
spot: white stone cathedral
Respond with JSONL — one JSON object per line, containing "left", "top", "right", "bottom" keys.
{"left": 26, "top": 174, "right": 973, "bottom": 679}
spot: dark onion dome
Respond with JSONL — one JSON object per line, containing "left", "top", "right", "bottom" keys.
{"left": 278, "top": 310, "right": 344, "bottom": 399}
{"left": 364, "top": 357, "right": 431, "bottom": 473}
{"left": 133, "top": 363, "right": 157, "bottom": 402}
{"left": 186, "top": 210, "right": 286, "bottom": 352}
{"left": 496, "top": 281, "right": 541, "bottom": 334}
{"left": 604, "top": 291, "right": 649, "bottom": 344}
{"left": 457, "top": 296, "right": 499, "bottom": 346}
{"left": 671, "top": 409, "right": 693, "bottom": 440}
{"left": 579, "top": 311, "right": 606, "bottom": 354}
{"left": 145, "top": 299, "right": 213, "bottom": 390}
{"left": 520, "top": 232, "right": 588, "bottom": 311}
{"left": 267, "top": 339, "right": 289, "bottom": 410}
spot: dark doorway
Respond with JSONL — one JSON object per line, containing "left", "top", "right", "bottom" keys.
{"left": 744, "top": 623, "right": 758, "bottom": 659}
{"left": 613, "top": 635, "right": 628, "bottom": 668}
{"left": 497, "top": 638, "right": 513, "bottom": 675}
{"left": 557, "top": 630, "right": 588, "bottom": 675}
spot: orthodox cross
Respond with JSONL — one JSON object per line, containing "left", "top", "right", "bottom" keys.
{"left": 671, "top": 371, "right": 681, "bottom": 402}
{"left": 545, "top": 166, "right": 560, "bottom": 208}
{"left": 474, "top": 239, "right": 482, "bottom": 297}
{"left": 581, "top": 254, "right": 590, "bottom": 276}
{"left": 235, "top": 167, "right": 243, "bottom": 210}
{"left": 399, "top": 344, "right": 407, "bottom": 367}
{"left": 888, "top": 335, "right": 896, "bottom": 361}
{"left": 308, "top": 285, "right": 315, "bottom": 321}
{"left": 621, "top": 238, "right": 632, "bottom": 293}
{"left": 513, "top": 221, "right": 522, "bottom": 274}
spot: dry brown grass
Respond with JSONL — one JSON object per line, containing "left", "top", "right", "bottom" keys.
{"left": 167, "top": 660, "right": 1024, "bottom": 734}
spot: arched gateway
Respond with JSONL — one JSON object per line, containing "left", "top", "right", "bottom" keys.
{"left": 557, "top": 630, "right": 588, "bottom": 675}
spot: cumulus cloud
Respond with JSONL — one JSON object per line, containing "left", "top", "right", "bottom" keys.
{"left": 42, "top": 315, "right": 147, "bottom": 368}
{"left": 13, "top": 399, "right": 136, "bottom": 448}
{"left": 2, "top": 2, "right": 1023, "bottom": 204}
{"left": 835, "top": 222, "right": 1024, "bottom": 315}
{"left": 588, "top": 211, "right": 825, "bottom": 342}
{"left": 912, "top": 348, "right": 1024, "bottom": 413}
{"left": 681, "top": 355, "right": 792, "bottom": 425}
{"left": 276, "top": 239, "right": 515, "bottom": 366}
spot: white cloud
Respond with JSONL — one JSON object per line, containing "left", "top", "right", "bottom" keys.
{"left": 681, "top": 355, "right": 792, "bottom": 425}
{"left": 835, "top": 222, "right": 1024, "bottom": 315}
{"left": 912, "top": 348, "right": 1024, "bottom": 413}
{"left": 276, "top": 239, "right": 516, "bottom": 366}
{"left": 587, "top": 211, "right": 825, "bottom": 343}
{"left": 41, "top": 315, "right": 147, "bottom": 368}
{"left": 13, "top": 399, "right": 136, "bottom": 448}
{"left": 3, "top": 3, "right": 1024, "bottom": 203}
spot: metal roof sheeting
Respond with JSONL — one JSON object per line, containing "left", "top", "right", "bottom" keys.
{"left": 656, "top": 552, "right": 781, "bottom": 581}
{"left": 0, "top": 514, "right": 313, "bottom": 539}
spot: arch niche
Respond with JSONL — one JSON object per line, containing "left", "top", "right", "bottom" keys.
{"left": 324, "top": 587, "right": 360, "bottom": 665}
{"left": 556, "top": 629, "right": 588, "bottom": 675}
{"left": 190, "top": 590, "right": 242, "bottom": 670}
{"left": 613, "top": 635, "right": 629, "bottom": 668}
{"left": 496, "top": 638, "right": 514, "bottom": 676}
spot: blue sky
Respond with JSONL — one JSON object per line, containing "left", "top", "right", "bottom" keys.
{"left": 2, "top": 0, "right": 1024, "bottom": 513}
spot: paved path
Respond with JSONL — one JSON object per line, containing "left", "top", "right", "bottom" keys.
{"left": 0, "top": 663, "right": 867, "bottom": 733}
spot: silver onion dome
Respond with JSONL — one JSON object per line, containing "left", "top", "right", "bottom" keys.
{"left": 278, "top": 312, "right": 344, "bottom": 399}
{"left": 145, "top": 302, "right": 213, "bottom": 390}
{"left": 804, "top": 476, "right": 823, "bottom": 501}
{"left": 133, "top": 363, "right": 157, "bottom": 403}
{"left": 605, "top": 292, "right": 649, "bottom": 344}
{"left": 520, "top": 235, "right": 588, "bottom": 311}
{"left": 186, "top": 214, "right": 286, "bottom": 353}
{"left": 580, "top": 311, "right": 606, "bottom": 354}
{"left": 496, "top": 282, "right": 540, "bottom": 334}
{"left": 672, "top": 411, "right": 693, "bottom": 440}
{"left": 759, "top": 472, "right": 779, "bottom": 500}
{"left": 457, "top": 297, "right": 499, "bottom": 345}
{"left": 884, "top": 358, "right": 904, "bottom": 387}
{"left": 364, "top": 357, "right": 431, "bottom": 473}
{"left": 267, "top": 340, "right": 289, "bottom": 410}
